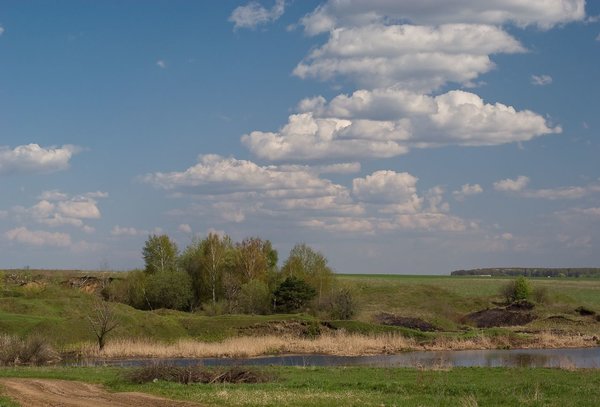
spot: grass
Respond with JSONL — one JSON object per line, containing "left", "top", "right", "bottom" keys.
{"left": 1, "top": 365, "right": 600, "bottom": 406}
{"left": 1, "top": 270, "right": 600, "bottom": 353}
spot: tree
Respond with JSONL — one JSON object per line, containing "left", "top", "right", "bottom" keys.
{"left": 235, "top": 237, "right": 278, "bottom": 283}
{"left": 273, "top": 277, "right": 316, "bottom": 313}
{"left": 145, "top": 270, "right": 193, "bottom": 310}
{"left": 328, "top": 286, "right": 358, "bottom": 320}
{"left": 237, "top": 280, "right": 272, "bottom": 314}
{"left": 281, "top": 244, "right": 333, "bottom": 302}
{"left": 202, "top": 233, "right": 233, "bottom": 305}
{"left": 142, "top": 234, "right": 179, "bottom": 274}
{"left": 87, "top": 299, "right": 119, "bottom": 351}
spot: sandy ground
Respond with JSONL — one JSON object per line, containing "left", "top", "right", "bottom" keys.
{"left": 0, "top": 378, "right": 201, "bottom": 407}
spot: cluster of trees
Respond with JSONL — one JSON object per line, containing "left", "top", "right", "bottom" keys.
{"left": 452, "top": 268, "right": 600, "bottom": 278}
{"left": 106, "top": 233, "right": 356, "bottom": 319}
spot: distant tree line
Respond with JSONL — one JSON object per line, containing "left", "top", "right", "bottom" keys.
{"left": 451, "top": 268, "right": 600, "bottom": 278}
{"left": 104, "top": 233, "right": 357, "bottom": 319}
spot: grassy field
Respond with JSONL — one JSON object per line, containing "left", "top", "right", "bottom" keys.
{"left": 1, "top": 365, "right": 600, "bottom": 406}
{"left": 1, "top": 270, "right": 599, "bottom": 353}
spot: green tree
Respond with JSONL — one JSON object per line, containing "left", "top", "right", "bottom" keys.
{"left": 237, "top": 280, "right": 272, "bottom": 314}
{"left": 145, "top": 270, "right": 193, "bottom": 310}
{"left": 142, "top": 234, "right": 179, "bottom": 274}
{"left": 501, "top": 276, "right": 532, "bottom": 303}
{"left": 202, "top": 233, "right": 233, "bottom": 305}
{"left": 235, "top": 237, "right": 278, "bottom": 283}
{"left": 274, "top": 277, "right": 316, "bottom": 313}
{"left": 281, "top": 244, "right": 333, "bottom": 302}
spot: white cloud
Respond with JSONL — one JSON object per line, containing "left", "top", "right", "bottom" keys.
{"left": 294, "top": 23, "right": 524, "bottom": 92}
{"left": 301, "top": 0, "right": 586, "bottom": 35}
{"left": 243, "top": 89, "right": 559, "bottom": 161}
{"left": 531, "top": 74, "right": 553, "bottom": 86}
{"left": 13, "top": 190, "right": 106, "bottom": 230}
{"left": 0, "top": 144, "right": 81, "bottom": 175}
{"left": 4, "top": 227, "right": 71, "bottom": 247}
{"left": 146, "top": 156, "right": 473, "bottom": 235}
{"left": 453, "top": 183, "right": 483, "bottom": 201}
{"left": 493, "top": 176, "right": 530, "bottom": 192}
{"left": 596, "top": 33, "right": 600, "bottom": 41}
{"left": 352, "top": 170, "right": 421, "bottom": 210}
{"left": 229, "top": 0, "right": 285, "bottom": 30}
{"left": 0, "top": 26, "right": 4, "bottom": 36}
{"left": 178, "top": 223, "right": 192, "bottom": 234}
{"left": 111, "top": 226, "right": 146, "bottom": 237}
{"left": 156, "top": 60, "right": 167, "bottom": 69}
{"left": 494, "top": 177, "right": 600, "bottom": 199}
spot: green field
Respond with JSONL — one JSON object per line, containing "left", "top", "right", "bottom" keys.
{"left": 1, "top": 270, "right": 600, "bottom": 347}
{"left": 1, "top": 365, "right": 600, "bottom": 406}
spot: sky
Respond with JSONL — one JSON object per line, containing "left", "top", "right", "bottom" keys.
{"left": 0, "top": 0, "right": 599, "bottom": 274}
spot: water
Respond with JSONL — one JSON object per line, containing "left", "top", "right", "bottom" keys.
{"left": 72, "top": 347, "right": 600, "bottom": 369}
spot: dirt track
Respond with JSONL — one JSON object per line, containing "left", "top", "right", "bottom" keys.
{"left": 0, "top": 378, "right": 200, "bottom": 407}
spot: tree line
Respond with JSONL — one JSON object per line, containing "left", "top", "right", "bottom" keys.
{"left": 105, "top": 233, "right": 356, "bottom": 319}
{"left": 451, "top": 268, "right": 600, "bottom": 278}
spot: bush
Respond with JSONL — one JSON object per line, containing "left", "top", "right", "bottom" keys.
{"left": 104, "top": 270, "right": 148, "bottom": 309}
{"left": 274, "top": 277, "right": 316, "bottom": 313}
{"left": 126, "top": 365, "right": 272, "bottom": 384}
{"left": 501, "top": 276, "right": 531, "bottom": 303}
{"left": 145, "top": 271, "right": 194, "bottom": 311}
{"left": 328, "top": 286, "right": 358, "bottom": 320}
{"left": 532, "top": 286, "right": 550, "bottom": 304}
{"left": 0, "top": 335, "right": 60, "bottom": 366}
{"left": 237, "top": 280, "right": 272, "bottom": 314}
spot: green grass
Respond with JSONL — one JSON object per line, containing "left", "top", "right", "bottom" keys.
{"left": 1, "top": 366, "right": 600, "bottom": 406}
{"left": 2, "top": 271, "right": 600, "bottom": 348}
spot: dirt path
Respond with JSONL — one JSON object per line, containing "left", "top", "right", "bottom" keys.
{"left": 0, "top": 378, "right": 201, "bottom": 407}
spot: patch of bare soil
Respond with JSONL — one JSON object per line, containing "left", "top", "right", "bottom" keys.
{"left": 464, "top": 308, "right": 536, "bottom": 328}
{"left": 374, "top": 312, "right": 439, "bottom": 331}
{"left": 0, "top": 378, "right": 200, "bottom": 407}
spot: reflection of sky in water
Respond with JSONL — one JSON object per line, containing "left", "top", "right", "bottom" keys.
{"left": 76, "top": 348, "right": 600, "bottom": 369}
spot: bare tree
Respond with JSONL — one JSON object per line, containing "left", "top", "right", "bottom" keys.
{"left": 87, "top": 299, "right": 119, "bottom": 351}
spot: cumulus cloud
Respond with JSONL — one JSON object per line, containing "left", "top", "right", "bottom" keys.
{"left": 531, "top": 74, "right": 553, "bottom": 86}
{"left": 0, "top": 144, "right": 81, "bottom": 175}
{"left": 0, "top": 26, "right": 4, "bottom": 36}
{"left": 13, "top": 190, "right": 106, "bottom": 231}
{"left": 156, "top": 59, "right": 167, "bottom": 69}
{"left": 494, "top": 177, "right": 600, "bottom": 199}
{"left": 4, "top": 227, "right": 71, "bottom": 247}
{"left": 294, "top": 23, "right": 525, "bottom": 91}
{"left": 178, "top": 223, "right": 192, "bottom": 234}
{"left": 145, "top": 156, "right": 472, "bottom": 234}
{"left": 453, "top": 183, "right": 483, "bottom": 201}
{"left": 493, "top": 176, "right": 530, "bottom": 192}
{"left": 243, "top": 89, "right": 559, "bottom": 161}
{"left": 111, "top": 226, "right": 145, "bottom": 237}
{"left": 229, "top": 0, "right": 285, "bottom": 30}
{"left": 301, "top": 0, "right": 586, "bottom": 35}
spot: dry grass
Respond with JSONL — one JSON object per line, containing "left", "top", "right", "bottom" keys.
{"left": 78, "top": 330, "right": 598, "bottom": 359}
{"left": 0, "top": 335, "right": 60, "bottom": 366}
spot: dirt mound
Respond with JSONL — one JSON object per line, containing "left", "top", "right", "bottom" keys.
{"left": 0, "top": 378, "right": 199, "bottom": 407}
{"left": 375, "top": 313, "right": 439, "bottom": 331}
{"left": 63, "top": 276, "right": 111, "bottom": 293}
{"left": 464, "top": 308, "right": 536, "bottom": 328}
{"left": 506, "top": 300, "right": 535, "bottom": 310}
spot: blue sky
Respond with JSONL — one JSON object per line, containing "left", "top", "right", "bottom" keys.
{"left": 1, "top": 0, "right": 599, "bottom": 273}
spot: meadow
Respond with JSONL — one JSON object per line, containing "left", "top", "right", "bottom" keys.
{"left": 1, "top": 365, "right": 600, "bottom": 406}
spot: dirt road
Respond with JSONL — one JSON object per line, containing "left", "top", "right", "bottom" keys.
{"left": 0, "top": 378, "right": 201, "bottom": 407}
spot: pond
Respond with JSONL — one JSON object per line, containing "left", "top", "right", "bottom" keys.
{"left": 74, "top": 347, "right": 600, "bottom": 369}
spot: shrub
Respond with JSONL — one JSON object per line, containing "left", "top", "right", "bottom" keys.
{"left": 145, "top": 271, "right": 193, "bottom": 311}
{"left": 237, "top": 280, "right": 272, "bottom": 314}
{"left": 328, "top": 286, "right": 358, "bottom": 320}
{"left": 533, "top": 286, "right": 550, "bottom": 304}
{"left": 126, "top": 365, "right": 272, "bottom": 384}
{"left": 273, "top": 277, "right": 316, "bottom": 313}
{"left": 0, "top": 335, "right": 60, "bottom": 366}
{"left": 501, "top": 276, "right": 531, "bottom": 303}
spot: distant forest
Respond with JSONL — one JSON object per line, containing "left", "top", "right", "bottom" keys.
{"left": 451, "top": 268, "right": 600, "bottom": 278}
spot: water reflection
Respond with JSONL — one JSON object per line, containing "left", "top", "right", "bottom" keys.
{"left": 72, "top": 347, "right": 600, "bottom": 369}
